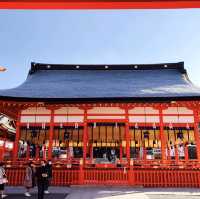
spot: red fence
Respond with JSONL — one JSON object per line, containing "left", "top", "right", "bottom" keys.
{"left": 84, "top": 168, "right": 128, "bottom": 185}
{"left": 52, "top": 169, "right": 80, "bottom": 185}
{"left": 5, "top": 167, "right": 200, "bottom": 187}
{"left": 134, "top": 169, "right": 200, "bottom": 187}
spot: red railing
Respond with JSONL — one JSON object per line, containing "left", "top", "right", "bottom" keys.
{"left": 6, "top": 167, "right": 25, "bottom": 186}
{"left": 134, "top": 168, "right": 200, "bottom": 187}
{"left": 52, "top": 168, "right": 80, "bottom": 185}
{"left": 84, "top": 168, "right": 128, "bottom": 185}
{"left": 5, "top": 166, "right": 200, "bottom": 187}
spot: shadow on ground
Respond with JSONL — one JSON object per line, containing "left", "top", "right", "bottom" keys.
{"left": 6, "top": 193, "right": 68, "bottom": 199}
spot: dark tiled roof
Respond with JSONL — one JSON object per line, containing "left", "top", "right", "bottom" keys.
{"left": 0, "top": 62, "right": 200, "bottom": 102}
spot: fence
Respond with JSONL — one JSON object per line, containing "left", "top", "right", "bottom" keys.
{"left": 5, "top": 167, "right": 200, "bottom": 187}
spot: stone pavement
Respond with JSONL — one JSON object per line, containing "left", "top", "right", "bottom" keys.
{"left": 4, "top": 186, "right": 200, "bottom": 199}
{"left": 66, "top": 186, "right": 200, "bottom": 199}
{"left": 5, "top": 186, "right": 70, "bottom": 199}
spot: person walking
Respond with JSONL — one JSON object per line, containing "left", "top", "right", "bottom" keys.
{"left": 36, "top": 160, "right": 48, "bottom": 199}
{"left": 44, "top": 160, "right": 52, "bottom": 194}
{"left": 24, "top": 162, "right": 35, "bottom": 197}
{"left": 0, "top": 162, "right": 7, "bottom": 198}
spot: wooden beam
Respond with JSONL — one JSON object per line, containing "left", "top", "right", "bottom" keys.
{"left": 0, "top": 0, "right": 200, "bottom": 9}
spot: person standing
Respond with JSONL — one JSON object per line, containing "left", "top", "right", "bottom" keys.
{"left": 44, "top": 160, "right": 52, "bottom": 194}
{"left": 24, "top": 162, "right": 34, "bottom": 197}
{"left": 0, "top": 162, "right": 7, "bottom": 198}
{"left": 36, "top": 161, "right": 48, "bottom": 199}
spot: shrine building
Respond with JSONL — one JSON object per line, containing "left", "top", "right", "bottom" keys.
{"left": 0, "top": 61, "right": 200, "bottom": 187}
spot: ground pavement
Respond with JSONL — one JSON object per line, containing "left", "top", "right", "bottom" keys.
{"left": 5, "top": 186, "right": 200, "bottom": 199}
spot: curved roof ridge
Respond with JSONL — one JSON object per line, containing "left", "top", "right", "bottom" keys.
{"left": 29, "top": 61, "right": 186, "bottom": 75}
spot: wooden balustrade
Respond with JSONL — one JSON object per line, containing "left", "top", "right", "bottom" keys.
{"left": 4, "top": 166, "right": 200, "bottom": 187}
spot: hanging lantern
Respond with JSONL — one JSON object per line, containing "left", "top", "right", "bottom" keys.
{"left": 75, "top": 122, "right": 78, "bottom": 129}
{"left": 135, "top": 123, "right": 138, "bottom": 129}
{"left": 115, "top": 122, "right": 118, "bottom": 128}
{"left": 186, "top": 123, "right": 190, "bottom": 130}
{"left": 94, "top": 122, "right": 97, "bottom": 128}
{"left": 60, "top": 123, "right": 63, "bottom": 129}
{"left": 26, "top": 123, "right": 30, "bottom": 129}
{"left": 153, "top": 122, "right": 156, "bottom": 129}
{"left": 169, "top": 122, "right": 173, "bottom": 129}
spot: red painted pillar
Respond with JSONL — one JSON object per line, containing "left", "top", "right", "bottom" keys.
{"left": 125, "top": 109, "right": 130, "bottom": 166}
{"left": 185, "top": 144, "right": 188, "bottom": 163}
{"left": 159, "top": 108, "right": 167, "bottom": 164}
{"left": 79, "top": 159, "right": 84, "bottom": 184}
{"left": 90, "top": 143, "right": 93, "bottom": 162}
{"left": 193, "top": 109, "right": 200, "bottom": 163}
{"left": 128, "top": 160, "right": 135, "bottom": 185}
{"left": 48, "top": 109, "right": 54, "bottom": 160}
{"left": 13, "top": 111, "right": 21, "bottom": 162}
{"left": 83, "top": 109, "right": 88, "bottom": 166}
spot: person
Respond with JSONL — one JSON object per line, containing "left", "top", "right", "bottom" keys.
{"left": 0, "top": 162, "right": 7, "bottom": 198}
{"left": 44, "top": 160, "right": 52, "bottom": 194}
{"left": 178, "top": 144, "right": 185, "bottom": 159}
{"left": 24, "top": 162, "right": 34, "bottom": 197}
{"left": 36, "top": 161, "right": 48, "bottom": 199}
{"left": 110, "top": 148, "right": 116, "bottom": 163}
{"left": 170, "top": 145, "right": 175, "bottom": 159}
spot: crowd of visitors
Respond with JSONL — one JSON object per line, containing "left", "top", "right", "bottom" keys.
{"left": 0, "top": 160, "right": 53, "bottom": 199}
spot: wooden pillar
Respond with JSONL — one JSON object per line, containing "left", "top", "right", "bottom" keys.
{"left": 13, "top": 111, "right": 21, "bottom": 162}
{"left": 159, "top": 108, "right": 167, "bottom": 164}
{"left": 128, "top": 159, "right": 135, "bottom": 185}
{"left": 83, "top": 109, "right": 88, "bottom": 166}
{"left": 90, "top": 143, "right": 93, "bottom": 162}
{"left": 125, "top": 109, "right": 130, "bottom": 165}
{"left": 48, "top": 109, "right": 54, "bottom": 160}
{"left": 193, "top": 109, "right": 200, "bottom": 162}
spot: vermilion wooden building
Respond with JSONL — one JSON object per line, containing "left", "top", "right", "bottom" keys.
{"left": 1, "top": 61, "right": 200, "bottom": 187}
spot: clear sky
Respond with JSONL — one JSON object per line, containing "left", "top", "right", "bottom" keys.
{"left": 0, "top": 9, "right": 200, "bottom": 89}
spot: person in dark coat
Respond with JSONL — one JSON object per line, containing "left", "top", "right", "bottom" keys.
{"left": 44, "top": 160, "right": 52, "bottom": 194}
{"left": 36, "top": 161, "right": 48, "bottom": 199}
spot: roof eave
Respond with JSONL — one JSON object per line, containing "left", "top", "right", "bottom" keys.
{"left": 1, "top": 96, "right": 200, "bottom": 103}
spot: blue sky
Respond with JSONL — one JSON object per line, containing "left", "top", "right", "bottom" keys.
{"left": 0, "top": 9, "right": 200, "bottom": 89}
